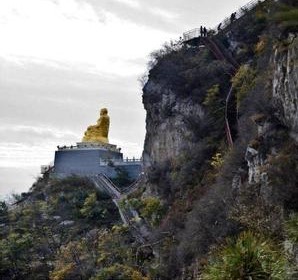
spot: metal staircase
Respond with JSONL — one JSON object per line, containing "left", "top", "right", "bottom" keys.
{"left": 90, "top": 173, "right": 144, "bottom": 198}
{"left": 198, "top": 37, "right": 236, "bottom": 147}
{"left": 200, "top": 37, "right": 239, "bottom": 78}
{"left": 182, "top": 0, "right": 271, "bottom": 148}
{"left": 122, "top": 174, "right": 144, "bottom": 195}
{"left": 89, "top": 173, "right": 150, "bottom": 243}
{"left": 89, "top": 173, "right": 121, "bottom": 199}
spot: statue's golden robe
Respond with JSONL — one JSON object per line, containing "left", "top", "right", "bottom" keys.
{"left": 82, "top": 108, "right": 110, "bottom": 143}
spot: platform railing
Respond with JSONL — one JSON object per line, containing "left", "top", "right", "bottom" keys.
{"left": 183, "top": 0, "right": 267, "bottom": 41}
{"left": 183, "top": 28, "right": 200, "bottom": 41}
{"left": 99, "top": 158, "right": 142, "bottom": 166}
{"left": 56, "top": 143, "right": 119, "bottom": 152}
{"left": 213, "top": 0, "right": 266, "bottom": 34}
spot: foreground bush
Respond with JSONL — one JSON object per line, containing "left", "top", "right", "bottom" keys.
{"left": 201, "top": 231, "right": 286, "bottom": 280}
{"left": 285, "top": 213, "right": 298, "bottom": 244}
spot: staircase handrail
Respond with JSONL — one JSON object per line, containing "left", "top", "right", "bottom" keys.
{"left": 90, "top": 175, "right": 149, "bottom": 244}
{"left": 122, "top": 173, "right": 144, "bottom": 195}
{"left": 210, "top": 37, "right": 240, "bottom": 70}
{"left": 225, "top": 86, "right": 234, "bottom": 147}
{"left": 201, "top": 37, "right": 237, "bottom": 76}
{"left": 213, "top": 0, "right": 266, "bottom": 34}
{"left": 98, "top": 173, "right": 122, "bottom": 194}
{"left": 90, "top": 175, "right": 121, "bottom": 199}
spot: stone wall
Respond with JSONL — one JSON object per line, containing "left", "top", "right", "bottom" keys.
{"left": 54, "top": 148, "right": 141, "bottom": 179}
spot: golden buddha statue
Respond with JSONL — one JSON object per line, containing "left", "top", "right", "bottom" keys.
{"left": 82, "top": 108, "right": 110, "bottom": 143}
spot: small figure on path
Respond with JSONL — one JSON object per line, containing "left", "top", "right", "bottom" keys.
{"left": 230, "top": 12, "right": 236, "bottom": 23}
{"left": 203, "top": 27, "right": 207, "bottom": 37}
{"left": 200, "top": 26, "right": 203, "bottom": 37}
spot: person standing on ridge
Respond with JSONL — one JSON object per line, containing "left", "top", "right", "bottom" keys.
{"left": 200, "top": 26, "right": 203, "bottom": 37}
{"left": 203, "top": 27, "right": 207, "bottom": 37}
{"left": 230, "top": 12, "right": 236, "bottom": 23}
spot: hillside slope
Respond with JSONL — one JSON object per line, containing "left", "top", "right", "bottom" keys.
{"left": 140, "top": 0, "right": 298, "bottom": 278}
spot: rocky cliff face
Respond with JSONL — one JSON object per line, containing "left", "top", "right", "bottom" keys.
{"left": 273, "top": 34, "right": 298, "bottom": 139}
{"left": 246, "top": 34, "right": 297, "bottom": 191}
{"left": 142, "top": 80, "right": 205, "bottom": 168}
{"left": 141, "top": 4, "right": 298, "bottom": 278}
{"left": 141, "top": 44, "right": 234, "bottom": 203}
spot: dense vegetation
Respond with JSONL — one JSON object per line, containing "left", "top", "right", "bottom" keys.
{"left": 0, "top": 177, "right": 150, "bottom": 279}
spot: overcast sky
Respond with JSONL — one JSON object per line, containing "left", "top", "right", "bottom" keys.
{"left": 0, "top": 0, "right": 250, "bottom": 198}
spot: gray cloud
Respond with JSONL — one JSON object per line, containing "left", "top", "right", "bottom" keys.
{"left": 0, "top": 125, "right": 79, "bottom": 146}
{"left": 79, "top": 0, "right": 182, "bottom": 33}
{"left": 0, "top": 58, "right": 145, "bottom": 131}
{"left": 81, "top": 0, "right": 250, "bottom": 35}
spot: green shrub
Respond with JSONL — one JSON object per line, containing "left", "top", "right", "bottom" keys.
{"left": 140, "top": 197, "right": 165, "bottom": 226}
{"left": 203, "top": 84, "right": 225, "bottom": 120}
{"left": 274, "top": 4, "right": 298, "bottom": 30}
{"left": 0, "top": 232, "right": 34, "bottom": 276}
{"left": 148, "top": 40, "right": 182, "bottom": 70}
{"left": 201, "top": 231, "right": 286, "bottom": 280}
{"left": 210, "top": 152, "right": 224, "bottom": 170}
{"left": 231, "top": 65, "right": 256, "bottom": 108}
{"left": 255, "top": 36, "right": 268, "bottom": 55}
{"left": 285, "top": 213, "right": 298, "bottom": 244}
{"left": 0, "top": 201, "right": 8, "bottom": 223}
{"left": 128, "top": 198, "right": 143, "bottom": 210}
{"left": 80, "top": 193, "right": 103, "bottom": 220}
{"left": 203, "top": 84, "right": 220, "bottom": 107}
{"left": 267, "top": 142, "right": 298, "bottom": 210}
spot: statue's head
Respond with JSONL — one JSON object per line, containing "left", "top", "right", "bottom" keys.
{"left": 100, "top": 108, "right": 108, "bottom": 116}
